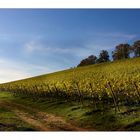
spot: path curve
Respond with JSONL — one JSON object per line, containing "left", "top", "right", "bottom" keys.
{"left": 0, "top": 101, "right": 86, "bottom": 131}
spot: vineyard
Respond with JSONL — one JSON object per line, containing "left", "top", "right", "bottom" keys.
{"left": 0, "top": 57, "right": 140, "bottom": 113}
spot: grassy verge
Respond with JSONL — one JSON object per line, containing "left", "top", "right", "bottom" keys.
{"left": 1, "top": 92, "right": 140, "bottom": 131}
{"left": 0, "top": 92, "right": 36, "bottom": 131}
{"left": 0, "top": 107, "right": 36, "bottom": 131}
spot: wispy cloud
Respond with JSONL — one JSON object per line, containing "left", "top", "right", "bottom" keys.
{"left": 0, "top": 57, "right": 54, "bottom": 83}
{"left": 95, "top": 32, "right": 136, "bottom": 40}
{"left": 22, "top": 32, "right": 137, "bottom": 70}
{"left": 24, "top": 41, "right": 42, "bottom": 53}
{"left": 0, "top": 58, "right": 30, "bottom": 83}
{"left": 0, "top": 32, "right": 137, "bottom": 83}
{"left": 24, "top": 40, "right": 72, "bottom": 54}
{"left": 24, "top": 32, "right": 137, "bottom": 54}
{"left": 108, "top": 33, "right": 136, "bottom": 40}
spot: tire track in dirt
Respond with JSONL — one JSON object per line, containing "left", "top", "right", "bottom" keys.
{"left": 0, "top": 101, "right": 86, "bottom": 131}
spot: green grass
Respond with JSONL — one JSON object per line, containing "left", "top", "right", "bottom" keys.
{"left": 1, "top": 92, "right": 140, "bottom": 131}
{"left": 0, "top": 108, "right": 35, "bottom": 131}
{"left": 0, "top": 111, "right": 34, "bottom": 130}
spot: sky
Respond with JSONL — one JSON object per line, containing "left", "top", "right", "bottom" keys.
{"left": 0, "top": 9, "right": 140, "bottom": 83}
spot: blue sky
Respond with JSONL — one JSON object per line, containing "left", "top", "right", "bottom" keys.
{"left": 0, "top": 9, "right": 140, "bottom": 83}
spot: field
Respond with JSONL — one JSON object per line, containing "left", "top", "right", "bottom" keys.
{"left": 1, "top": 57, "right": 140, "bottom": 131}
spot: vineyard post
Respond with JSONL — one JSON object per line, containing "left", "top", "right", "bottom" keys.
{"left": 63, "top": 83, "right": 69, "bottom": 102}
{"left": 107, "top": 82, "right": 120, "bottom": 113}
{"left": 34, "top": 85, "right": 40, "bottom": 99}
{"left": 89, "top": 83, "right": 97, "bottom": 110}
{"left": 75, "top": 82, "right": 84, "bottom": 105}
{"left": 133, "top": 82, "right": 140, "bottom": 102}
{"left": 54, "top": 83, "right": 60, "bottom": 98}
{"left": 46, "top": 84, "right": 53, "bottom": 99}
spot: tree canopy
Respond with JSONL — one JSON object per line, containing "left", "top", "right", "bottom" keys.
{"left": 77, "top": 55, "right": 97, "bottom": 67}
{"left": 77, "top": 40, "right": 140, "bottom": 67}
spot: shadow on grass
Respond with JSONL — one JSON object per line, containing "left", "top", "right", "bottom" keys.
{"left": 77, "top": 107, "right": 122, "bottom": 131}
{"left": 5, "top": 93, "right": 140, "bottom": 131}
{"left": 0, "top": 122, "right": 36, "bottom": 131}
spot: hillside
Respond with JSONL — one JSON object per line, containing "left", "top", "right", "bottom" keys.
{"left": 1, "top": 57, "right": 140, "bottom": 131}
{"left": 3, "top": 57, "right": 140, "bottom": 86}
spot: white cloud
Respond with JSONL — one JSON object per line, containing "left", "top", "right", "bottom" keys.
{"left": 94, "top": 32, "right": 136, "bottom": 40}
{"left": 24, "top": 32, "right": 136, "bottom": 54}
{"left": 24, "top": 40, "right": 72, "bottom": 54}
{"left": 110, "top": 33, "right": 136, "bottom": 40}
{"left": 0, "top": 58, "right": 54, "bottom": 83}
{"left": 23, "top": 40, "right": 111, "bottom": 61}
{"left": 22, "top": 32, "right": 137, "bottom": 66}
{"left": 0, "top": 58, "right": 30, "bottom": 83}
{"left": 24, "top": 40, "right": 43, "bottom": 53}
{"left": 76, "top": 32, "right": 137, "bottom": 57}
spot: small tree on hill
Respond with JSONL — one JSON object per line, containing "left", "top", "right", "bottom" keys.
{"left": 97, "top": 50, "right": 110, "bottom": 63}
{"left": 112, "top": 44, "right": 130, "bottom": 60}
{"left": 77, "top": 55, "right": 97, "bottom": 67}
{"left": 133, "top": 40, "right": 140, "bottom": 57}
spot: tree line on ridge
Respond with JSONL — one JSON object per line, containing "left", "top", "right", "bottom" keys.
{"left": 77, "top": 40, "right": 140, "bottom": 67}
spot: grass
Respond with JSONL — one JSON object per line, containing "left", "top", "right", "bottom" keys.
{"left": 0, "top": 108, "right": 35, "bottom": 131}
{"left": 1, "top": 92, "right": 140, "bottom": 131}
{"left": 0, "top": 110, "right": 35, "bottom": 130}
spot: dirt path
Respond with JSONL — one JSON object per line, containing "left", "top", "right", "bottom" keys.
{"left": 0, "top": 101, "right": 85, "bottom": 131}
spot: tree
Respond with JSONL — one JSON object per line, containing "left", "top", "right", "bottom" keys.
{"left": 97, "top": 50, "right": 110, "bottom": 63}
{"left": 77, "top": 55, "right": 97, "bottom": 67}
{"left": 133, "top": 40, "right": 140, "bottom": 57}
{"left": 112, "top": 44, "right": 130, "bottom": 60}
